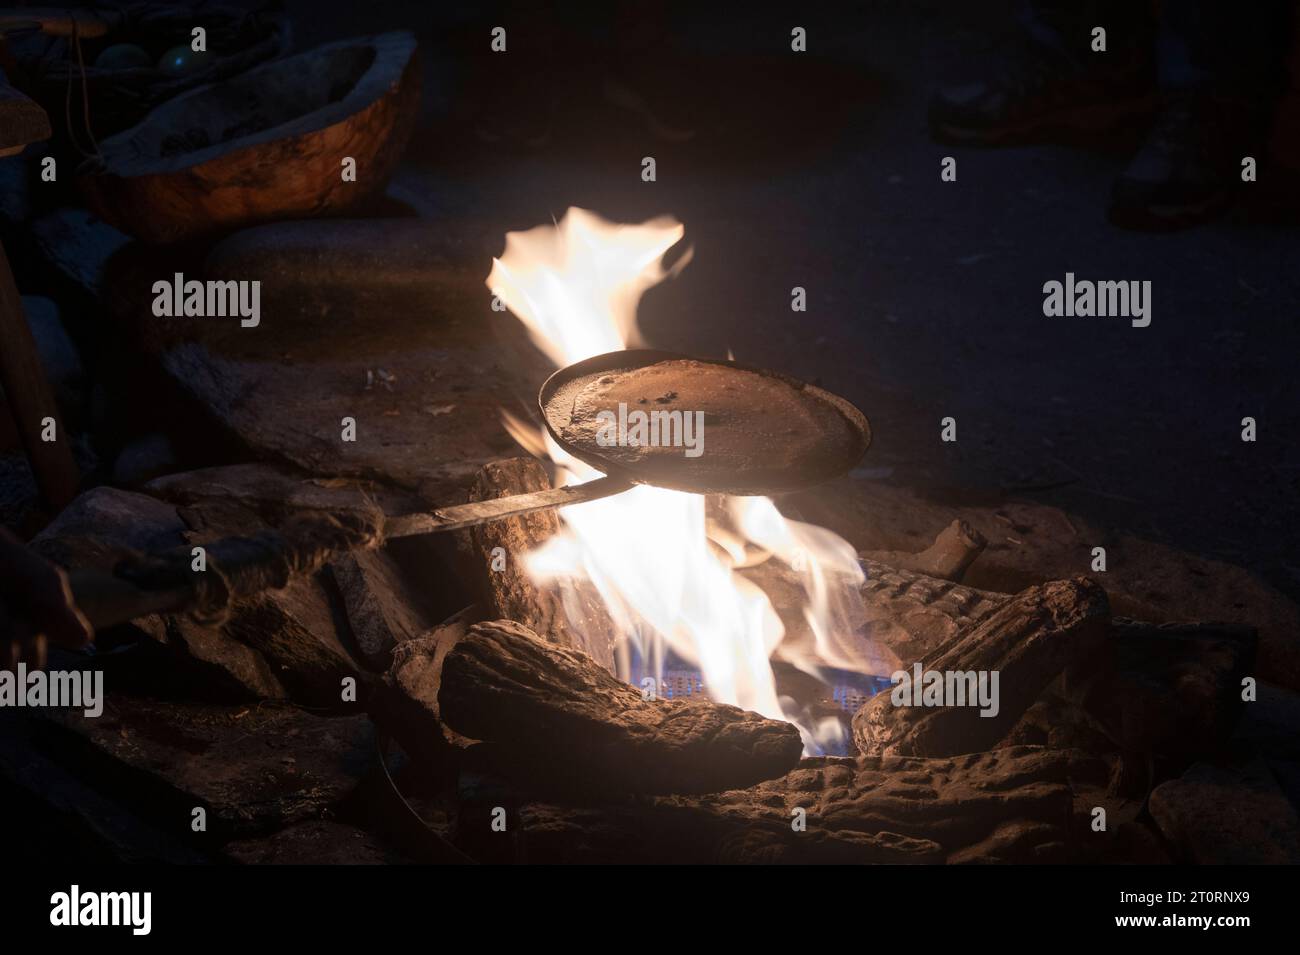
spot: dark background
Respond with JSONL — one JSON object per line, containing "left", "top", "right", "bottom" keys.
{"left": 12, "top": 0, "right": 1299, "bottom": 594}
{"left": 287, "top": 0, "right": 1300, "bottom": 596}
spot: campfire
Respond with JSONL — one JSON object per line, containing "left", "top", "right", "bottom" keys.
{"left": 0, "top": 192, "right": 1286, "bottom": 866}
{"left": 487, "top": 208, "right": 874, "bottom": 753}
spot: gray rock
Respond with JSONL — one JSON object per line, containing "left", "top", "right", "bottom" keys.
{"left": 154, "top": 339, "right": 523, "bottom": 499}
{"left": 0, "top": 710, "right": 213, "bottom": 863}
{"left": 109, "top": 219, "right": 548, "bottom": 498}
{"left": 1149, "top": 756, "right": 1300, "bottom": 864}
{"left": 141, "top": 615, "right": 288, "bottom": 701}
{"left": 29, "top": 486, "right": 287, "bottom": 702}
{"left": 328, "top": 548, "right": 433, "bottom": 670}
{"left": 42, "top": 697, "right": 374, "bottom": 838}
{"left": 30, "top": 207, "right": 130, "bottom": 302}
{"left": 222, "top": 575, "right": 362, "bottom": 709}
{"left": 224, "top": 820, "right": 407, "bottom": 864}
{"left": 201, "top": 218, "right": 497, "bottom": 342}
{"left": 111, "top": 433, "right": 177, "bottom": 487}
{"left": 31, "top": 486, "right": 187, "bottom": 569}
{"left": 2, "top": 296, "right": 83, "bottom": 413}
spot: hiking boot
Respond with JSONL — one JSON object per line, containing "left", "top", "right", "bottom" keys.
{"left": 1109, "top": 94, "right": 1266, "bottom": 230}
{"left": 930, "top": 28, "right": 1154, "bottom": 145}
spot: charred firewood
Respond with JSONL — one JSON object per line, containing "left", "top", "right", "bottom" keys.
{"left": 737, "top": 557, "right": 1009, "bottom": 678}
{"left": 853, "top": 577, "right": 1110, "bottom": 757}
{"left": 459, "top": 457, "right": 618, "bottom": 671}
{"left": 501, "top": 746, "right": 1072, "bottom": 864}
{"left": 380, "top": 618, "right": 803, "bottom": 796}
{"left": 859, "top": 519, "right": 987, "bottom": 583}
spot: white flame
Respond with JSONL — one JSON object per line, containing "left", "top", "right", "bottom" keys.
{"left": 487, "top": 208, "right": 868, "bottom": 754}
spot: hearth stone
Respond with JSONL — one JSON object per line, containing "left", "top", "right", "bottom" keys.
{"left": 1149, "top": 755, "right": 1300, "bottom": 864}
{"left": 38, "top": 696, "right": 374, "bottom": 840}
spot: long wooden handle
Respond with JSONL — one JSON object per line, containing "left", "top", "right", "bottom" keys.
{"left": 0, "top": 242, "right": 79, "bottom": 510}
{"left": 385, "top": 474, "right": 631, "bottom": 537}
{"left": 68, "top": 568, "right": 194, "bottom": 631}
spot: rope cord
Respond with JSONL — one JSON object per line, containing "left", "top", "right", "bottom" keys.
{"left": 115, "top": 509, "right": 386, "bottom": 624}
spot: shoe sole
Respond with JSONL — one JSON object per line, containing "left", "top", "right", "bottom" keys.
{"left": 1107, "top": 190, "right": 1234, "bottom": 231}
{"left": 932, "top": 94, "right": 1156, "bottom": 146}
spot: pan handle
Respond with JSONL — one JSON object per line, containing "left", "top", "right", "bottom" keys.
{"left": 68, "top": 568, "right": 194, "bottom": 632}
{"left": 385, "top": 474, "right": 633, "bottom": 538}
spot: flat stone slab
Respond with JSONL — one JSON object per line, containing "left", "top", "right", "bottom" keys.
{"left": 1149, "top": 756, "right": 1300, "bottom": 864}
{"left": 224, "top": 820, "right": 408, "bottom": 864}
{"left": 42, "top": 697, "right": 374, "bottom": 838}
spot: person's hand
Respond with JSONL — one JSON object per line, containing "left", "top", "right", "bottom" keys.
{"left": 0, "top": 527, "right": 92, "bottom": 669}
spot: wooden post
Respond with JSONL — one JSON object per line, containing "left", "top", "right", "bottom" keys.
{"left": 0, "top": 240, "right": 79, "bottom": 510}
{"left": 0, "top": 76, "right": 78, "bottom": 511}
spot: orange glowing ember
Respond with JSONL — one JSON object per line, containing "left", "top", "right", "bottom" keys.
{"left": 487, "top": 208, "right": 871, "bottom": 753}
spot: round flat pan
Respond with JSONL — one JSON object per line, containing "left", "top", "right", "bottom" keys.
{"left": 539, "top": 349, "right": 871, "bottom": 495}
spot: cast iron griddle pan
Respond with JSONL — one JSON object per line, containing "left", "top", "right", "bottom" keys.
{"left": 540, "top": 349, "right": 871, "bottom": 495}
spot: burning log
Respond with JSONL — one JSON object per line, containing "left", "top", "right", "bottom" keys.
{"left": 853, "top": 577, "right": 1110, "bottom": 757}
{"left": 741, "top": 556, "right": 1010, "bottom": 678}
{"left": 381, "top": 619, "right": 804, "bottom": 795}
{"left": 496, "top": 746, "right": 1072, "bottom": 864}
{"left": 459, "top": 457, "right": 617, "bottom": 670}
{"left": 854, "top": 558, "right": 1009, "bottom": 674}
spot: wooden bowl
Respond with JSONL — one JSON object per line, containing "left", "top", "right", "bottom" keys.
{"left": 77, "top": 31, "right": 421, "bottom": 244}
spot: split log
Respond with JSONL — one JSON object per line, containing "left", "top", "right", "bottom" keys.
{"left": 855, "top": 559, "right": 1010, "bottom": 674}
{"left": 497, "top": 746, "right": 1072, "bottom": 864}
{"left": 381, "top": 619, "right": 803, "bottom": 795}
{"left": 460, "top": 457, "right": 617, "bottom": 670}
{"left": 328, "top": 548, "right": 434, "bottom": 670}
{"left": 860, "top": 519, "right": 987, "bottom": 583}
{"left": 739, "top": 557, "right": 1009, "bottom": 678}
{"left": 785, "top": 477, "right": 1300, "bottom": 694}
{"left": 1060, "top": 618, "right": 1257, "bottom": 757}
{"left": 146, "top": 463, "right": 427, "bottom": 527}
{"left": 853, "top": 577, "right": 1110, "bottom": 757}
